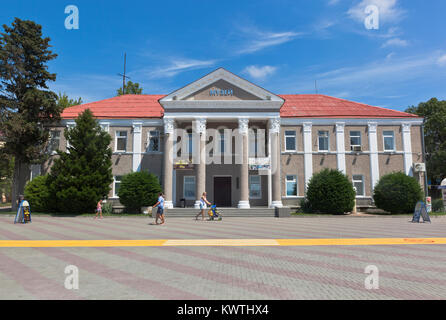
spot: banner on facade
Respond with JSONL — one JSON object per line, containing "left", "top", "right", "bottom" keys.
{"left": 174, "top": 160, "right": 194, "bottom": 170}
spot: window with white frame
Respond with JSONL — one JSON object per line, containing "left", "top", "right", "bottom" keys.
{"left": 318, "top": 131, "right": 329, "bottom": 151}
{"left": 47, "top": 130, "right": 61, "bottom": 154}
{"left": 183, "top": 176, "right": 196, "bottom": 200}
{"left": 285, "top": 130, "right": 296, "bottom": 151}
{"left": 113, "top": 176, "right": 123, "bottom": 197}
{"left": 219, "top": 130, "right": 225, "bottom": 154}
{"left": 147, "top": 130, "right": 160, "bottom": 152}
{"left": 350, "top": 131, "right": 362, "bottom": 150}
{"left": 249, "top": 175, "right": 261, "bottom": 199}
{"left": 352, "top": 175, "right": 365, "bottom": 196}
{"left": 383, "top": 131, "right": 395, "bottom": 151}
{"left": 286, "top": 175, "right": 298, "bottom": 197}
{"left": 249, "top": 128, "right": 258, "bottom": 157}
{"left": 187, "top": 130, "right": 193, "bottom": 156}
{"left": 115, "top": 131, "right": 127, "bottom": 152}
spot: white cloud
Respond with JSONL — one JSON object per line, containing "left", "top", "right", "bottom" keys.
{"left": 242, "top": 65, "right": 277, "bottom": 80}
{"left": 145, "top": 58, "right": 217, "bottom": 79}
{"left": 348, "top": 0, "right": 405, "bottom": 25}
{"left": 237, "top": 27, "right": 303, "bottom": 54}
{"left": 381, "top": 37, "right": 408, "bottom": 48}
{"left": 437, "top": 54, "right": 446, "bottom": 66}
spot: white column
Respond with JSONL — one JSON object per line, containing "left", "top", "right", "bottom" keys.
{"left": 194, "top": 118, "right": 207, "bottom": 209}
{"left": 163, "top": 118, "right": 175, "bottom": 209}
{"left": 368, "top": 122, "right": 380, "bottom": 190}
{"left": 303, "top": 122, "right": 313, "bottom": 191}
{"left": 336, "top": 122, "right": 346, "bottom": 174}
{"left": 132, "top": 122, "right": 142, "bottom": 172}
{"left": 269, "top": 118, "right": 283, "bottom": 208}
{"left": 238, "top": 118, "right": 250, "bottom": 209}
{"left": 402, "top": 122, "right": 413, "bottom": 176}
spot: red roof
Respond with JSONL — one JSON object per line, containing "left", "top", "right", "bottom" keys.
{"left": 279, "top": 94, "right": 419, "bottom": 118}
{"left": 61, "top": 94, "right": 420, "bottom": 119}
{"left": 61, "top": 94, "right": 165, "bottom": 119}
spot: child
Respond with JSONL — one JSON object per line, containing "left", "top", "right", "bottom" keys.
{"left": 152, "top": 192, "right": 165, "bottom": 225}
{"left": 95, "top": 199, "right": 103, "bottom": 219}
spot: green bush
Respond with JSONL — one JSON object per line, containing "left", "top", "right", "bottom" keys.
{"left": 306, "top": 169, "right": 356, "bottom": 214}
{"left": 373, "top": 172, "right": 423, "bottom": 214}
{"left": 432, "top": 198, "right": 445, "bottom": 212}
{"left": 117, "top": 171, "right": 162, "bottom": 213}
{"left": 298, "top": 198, "right": 313, "bottom": 213}
{"left": 24, "top": 175, "right": 52, "bottom": 212}
{"left": 102, "top": 201, "right": 113, "bottom": 214}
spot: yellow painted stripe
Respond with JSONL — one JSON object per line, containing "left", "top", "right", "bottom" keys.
{"left": 0, "top": 239, "right": 167, "bottom": 248}
{"left": 0, "top": 237, "right": 446, "bottom": 248}
{"left": 276, "top": 238, "right": 446, "bottom": 246}
{"left": 164, "top": 239, "right": 280, "bottom": 246}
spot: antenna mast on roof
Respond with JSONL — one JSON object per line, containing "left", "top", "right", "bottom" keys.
{"left": 117, "top": 53, "right": 130, "bottom": 94}
{"left": 315, "top": 80, "right": 318, "bottom": 94}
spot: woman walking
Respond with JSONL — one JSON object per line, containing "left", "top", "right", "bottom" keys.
{"left": 152, "top": 192, "right": 165, "bottom": 225}
{"left": 195, "top": 192, "right": 211, "bottom": 221}
{"left": 95, "top": 199, "right": 103, "bottom": 219}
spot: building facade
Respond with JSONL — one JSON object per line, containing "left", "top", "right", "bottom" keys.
{"left": 43, "top": 68, "right": 425, "bottom": 210}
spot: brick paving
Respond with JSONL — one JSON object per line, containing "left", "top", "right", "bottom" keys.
{"left": 0, "top": 215, "right": 445, "bottom": 300}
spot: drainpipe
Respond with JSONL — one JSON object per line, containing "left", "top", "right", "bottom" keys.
{"left": 421, "top": 121, "right": 428, "bottom": 197}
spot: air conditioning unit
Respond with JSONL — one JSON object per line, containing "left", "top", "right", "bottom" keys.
{"left": 413, "top": 163, "right": 426, "bottom": 172}
{"left": 351, "top": 145, "right": 362, "bottom": 152}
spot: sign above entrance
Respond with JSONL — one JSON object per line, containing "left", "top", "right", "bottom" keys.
{"left": 209, "top": 89, "right": 233, "bottom": 97}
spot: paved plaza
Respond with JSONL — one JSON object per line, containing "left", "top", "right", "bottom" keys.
{"left": 0, "top": 215, "right": 445, "bottom": 300}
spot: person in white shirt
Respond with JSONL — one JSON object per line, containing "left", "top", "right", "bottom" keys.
{"left": 195, "top": 192, "right": 211, "bottom": 221}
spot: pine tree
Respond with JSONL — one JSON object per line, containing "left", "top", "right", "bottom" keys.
{"left": 117, "top": 81, "right": 143, "bottom": 95}
{"left": 48, "top": 109, "right": 113, "bottom": 213}
{"left": 0, "top": 18, "right": 61, "bottom": 210}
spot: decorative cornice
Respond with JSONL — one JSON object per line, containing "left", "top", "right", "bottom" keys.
{"left": 163, "top": 118, "right": 175, "bottom": 135}
{"left": 303, "top": 122, "right": 312, "bottom": 133}
{"left": 268, "top": 118, "right": 281, "bottom": 134}
{"left": 132, "top": 122, "right": 142, "bottom": 133}
{"left": 238, "top": 118, "right": 249, "bottom": 135}
{"left": 335, "top": 122, "right": 345, "bottom": 133}
{"left": 402, "top": 122, "right": 412, "bottom": 133}
{"left": 193, "top": 118, "right": 207, "bottom": 134}
{"left": 367, "top": 122, "right": 378, "bottom": 133}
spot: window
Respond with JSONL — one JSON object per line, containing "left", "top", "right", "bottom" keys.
{"left": 352, "top": 175, "right": 365, "bottom": 196}
{"left": 383, "top": 131, "right": 395, "bottom": 151}
{"left": 249, "top": 128, "right": 258, "bottom": 157}
{"left": 113, "top": 176, "right": 123, "bottom": 197}
{"left": 183, "top": 176, "right": 196, "bottom": 200}
{"left": 249, "top": 175, "right": 261, "bottom": 199}
{"left": 285, "top": 131, "right": 296, "bottom": 151}
{"left": 350, "top": 131, "right": 362, "bottom": 150}
{"left": 115, "top": 131, "right": 127, "bottom": 152}
{"left": 219, "top": 130, "right": 225, "bottom": 154}
{"left": 188, "top": 131, "right": 193, "bottom": 156}
{"left": 147, "top": 130, "right": 160, "bottom": 152}
{"left": 318, "top": 131, "right": 329, "bottom": 151}
{"left": 47, "top": 130, "right": 61, "bottom": 154}
{"left": 286, "top": 175, "right": 298, "bottom": 197}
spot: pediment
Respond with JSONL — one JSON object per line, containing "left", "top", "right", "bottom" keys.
{"left": 160, "top": 68, "right": 283, "bottom": 103}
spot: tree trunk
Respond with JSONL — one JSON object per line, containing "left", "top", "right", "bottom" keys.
{"left": 11, "top": 160, "right": 30, "bottom": 211}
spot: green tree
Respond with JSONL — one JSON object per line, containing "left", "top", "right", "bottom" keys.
{"left": 306, "top": 169, "right": 356, "bottom": 214}
{"left": 24, "top": 175, "right": 51, "bottom": 212}
{"left": 0, "top": 18, "right": 61, "bottom": 210}
{"left": 406, "top": 98, "right": 446, "bottom": 184}
{"left": 117, "top": 81, "right": 143, "bottom": 96}
{"left": 117, "top": 171, "right": 162, "bottom": 213}
{"left": 48, "top": 109, "right": 113, "bottom": 213}
{"left": 373, "top": 172, "right": 423, "bottom": 214}
{"left": 56, "top": 92, "right": 83, "bottom": 109}
{"left": 0, "top": 151, "right": 14, "bottom": 202}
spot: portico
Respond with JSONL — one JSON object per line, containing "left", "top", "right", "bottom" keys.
{"left": 159, "top": 68, "right": 284, "bottom": 209}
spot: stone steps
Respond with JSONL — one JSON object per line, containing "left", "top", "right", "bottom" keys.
{"left": 164, "top": 208, "right": 276, "bottom": 217}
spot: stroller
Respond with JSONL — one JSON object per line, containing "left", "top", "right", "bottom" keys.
{"left": 208, "top": 205, "right": 222, "bottom": 221}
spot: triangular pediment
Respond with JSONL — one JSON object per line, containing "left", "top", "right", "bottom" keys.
{"left": 160, "top": 68, "right": 283, "bottom": 103}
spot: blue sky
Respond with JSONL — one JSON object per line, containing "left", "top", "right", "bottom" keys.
{"left": 2, "top": 0, "right": 446, "bottom": 111}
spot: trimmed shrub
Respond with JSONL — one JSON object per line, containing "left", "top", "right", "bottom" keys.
{"left": 432, "top": 198, "right": 445, "bottom": 213}
{"left": 298, "top": 198, "right": 313, "bottom": 213}
{"left": 373, "top": 172, "right": 423, "bottom": 214}
{"left": 24, "top": 175, "right": 52, "bottom": 212}
{"left": 117, "top": 171, "right": 162, "bottom": 213}
{"left": 102, "top": 201, "right": 113, "bottom": 214}
{"left": 306, "top": 169, "right": 356, "bottom": 214}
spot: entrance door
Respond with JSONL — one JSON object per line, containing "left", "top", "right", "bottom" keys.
{"left": 214, "top": 177, "right": 232, "bottom": 207}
